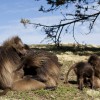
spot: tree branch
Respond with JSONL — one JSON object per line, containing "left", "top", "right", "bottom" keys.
{"left": 25, "top": 12, "right": 100, "bottom": 28}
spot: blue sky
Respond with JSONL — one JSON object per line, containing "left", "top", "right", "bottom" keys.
{"left": 0, "top": 0, "right": 100, "bottom": 45}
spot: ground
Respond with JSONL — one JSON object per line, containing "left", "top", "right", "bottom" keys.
{"left": 0, "top": 44, "right": 100, "bottom": 100}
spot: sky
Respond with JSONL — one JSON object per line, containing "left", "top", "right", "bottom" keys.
{"left": 0, "top": 0, "right": 100, "bottom": 45}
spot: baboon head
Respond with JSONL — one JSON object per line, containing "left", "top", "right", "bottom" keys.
{"left": 3, "top": 36, "right": 28, "bottom": 55}
{"left": 88, "top": 54, "right": 100, "bottom": 78}
{"left": 88, "top": 54, "right": 100, "bottom": 67}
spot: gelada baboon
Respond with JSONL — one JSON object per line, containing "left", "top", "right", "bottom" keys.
{"left": 88, "top": 54, "right": 100, "bottom": 78}
{"left": 0, "top": 36, "right": 46, "bottom": 96}
{"left": 21, "top": 50, "right": 61, "bottom": 90}
{"left": 0, "top": 36, "right": 26, "bottom": 95}
{"left": 64, "top": 62, "right": 94, "bottom": 90}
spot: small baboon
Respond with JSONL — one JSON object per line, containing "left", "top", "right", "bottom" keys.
{"left": 64, "top": 62, "right": 94, "bottom": 90}
{"left": 88, "top": 54, "right": 100, "bottom": 78}
{"left": 21, "top": 50, "right": 61, "bottom": 89}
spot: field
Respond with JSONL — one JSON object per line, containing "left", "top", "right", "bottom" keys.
{"left": 0, "top": 44, "right": 100, "bottom": 100}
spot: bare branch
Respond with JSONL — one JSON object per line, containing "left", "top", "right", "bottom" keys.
{"left": 22, "top": 12, "right": 100, "bottom": 28}
{"left": 72, "top": 23, "right": 79, "bottom": 44}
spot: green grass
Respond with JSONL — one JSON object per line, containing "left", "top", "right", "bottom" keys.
{"left": 4, "top": 84, "right": 99, "bottom": 100}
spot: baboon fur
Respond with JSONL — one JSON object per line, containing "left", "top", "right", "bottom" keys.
{"left": 21, "top": 50, "right": 61, "bottom": 89}
{"left": 93, "top": 76, "right": 100, "bottom": 88}
{"left": 12, "top": 76, "right": 46, "bottom": 91}
{"left": 88, "top": 54, "right": 100, "bottom": 78}
{"left": 0, "top": 36, "right": 27, "bottom": 89}
{"left": 64, "top": 62, "right": 94, "bottom": 90}
{"left": 0, "top": 36, "right": 46, "bottom": 96}
{"left": 27, "top": 49, "right": 62, "bottom": 67}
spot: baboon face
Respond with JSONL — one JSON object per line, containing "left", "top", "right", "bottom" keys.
{"left": 3, "top": 36, "right": 28, "bottom": 56}
{"left": 13, "top": 37, "right": 28, "bottom": 55}
{"left": 88, "top": 54, "right": 99, "bottom": 67}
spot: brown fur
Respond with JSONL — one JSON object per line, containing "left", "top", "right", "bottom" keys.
{"left": 21, "top": 50, "right": 61, "bottom": 89}
{"left": 84, "top": 76, "right": 100, "bottom": 89}
{"left": 88, "top": 54, "right": 100, "bottom": 78}
{"left": 0, "top": 37, "right": 61, "bottom": 95}
{"left": 0, "top": 36, "right": 38, "bottom": 96}
{"left": 64, "top": 62, "right": 94, "bottom": 90}
{"left": 27, "top": 49, "right": 62, "bottom": 67}
{"left": 12, "top": 76, "right": 46, "bottom": 91}
{"left": 13, "top": 69, "right": 24, "bottom": 81}
{"left": 3, "top": 36, "right": 27, "bottom": 56}
{"left": 93, "top": 76, "right": 100, "bottom": 88}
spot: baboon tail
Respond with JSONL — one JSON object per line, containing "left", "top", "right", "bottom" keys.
{"left": 64, "top": 64, "right": 75, "bottom": 84}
